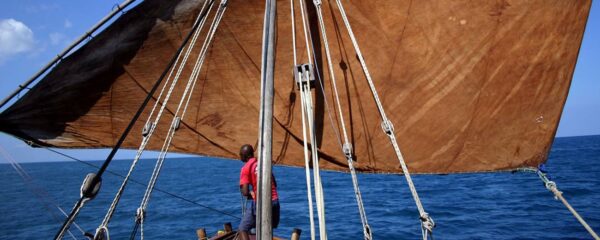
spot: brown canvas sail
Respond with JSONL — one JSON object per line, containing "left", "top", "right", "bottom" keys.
{"left": 0, "top": 0, "right": 591, "bottom": 174}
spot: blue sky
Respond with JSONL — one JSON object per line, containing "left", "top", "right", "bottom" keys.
{"left": 0, "top": 1, "right": 598, "bottom": 162}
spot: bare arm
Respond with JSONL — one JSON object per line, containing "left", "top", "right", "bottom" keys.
{"left": 240, "top": 183, "right": 252, "bottom": 199}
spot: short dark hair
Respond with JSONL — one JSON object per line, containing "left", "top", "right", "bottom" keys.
{"left": 239, "top": 144, "right": 254, "bottom": 161}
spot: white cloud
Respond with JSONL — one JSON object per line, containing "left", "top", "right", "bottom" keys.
{"left": 64, "top": 19, "right": 72, "bottom": 29}
{"left": 49, "top": 32, "right": 67, "bottom": 46}
{"left": 0, "top": 19, "right": 35, "bottom": 63}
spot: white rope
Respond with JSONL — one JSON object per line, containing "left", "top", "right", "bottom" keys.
{"left": 537, "top": 170, "right": 600, "bottom": 239}
{"left": 139, "top": 207, "right": 145, "bottom": 240}
{"left": 142, "top": 34, "right": 185, "bottom": 130}
{"left": 292, "top": 0, "right": 317, "bottom": 239}
{"left": 333, "top": 0, "right": 434, "bottom": 238}
{"left": 97, "top": 0, "right": 214, "bottom": 232}
{"left": 311, "top": 1, "right": 371, "bottom": 239}
{"left": 299, "top": 82, "right": 317, "bottom": 240}
{"left": 298, "top": 1, "right": 326, "bottom": 239}
{"left": 141, "top": 0, "right": 226, "bottom": 209}
{"left": 296, "top": 1, "right": 330, "bottom": 238}
{"left": 137, "top": 2, "right": 228, "bottom": 238}
{"left": 140, "top": 0, "right": 225, "bottom": 210}
{"left": 298, "top": 0, "right": 312, "bottom": 62}
{"left": 302, "top": 73, "right": 328, "bottom": 240}
{"left": 296, "top": 1, "right": 373, "bottom": 238}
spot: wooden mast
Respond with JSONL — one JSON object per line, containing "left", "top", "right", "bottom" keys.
{"left": 256, "top": 0, "right": 277, "bottom": 239}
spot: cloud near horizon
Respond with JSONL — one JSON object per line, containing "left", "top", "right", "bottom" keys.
{"left": 0, "top": 19, "right": 35, "bottom": 63}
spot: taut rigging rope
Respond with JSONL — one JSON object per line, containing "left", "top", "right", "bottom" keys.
{"left": 291, "top": 0, "right": 317, "bottom": 239}
{"left": 95, "top": 1, "right": 215, "bottom": 238}
{"left": 296, "top": 0, "right": 329, "bottom": 239}
{"left": 310, "top": 1, "right": 372, "bottom": 239}
{"left": 53, "top": 1, "right": 217, "bottom": 239}
{"left": 132, "top": 1, "right": 229, "bottom": 239}
{"left": 333, "top": 1, "right": 434, "bottom": 239}
{"left": 537, "top": 167, "right": 600, "bottom": 240}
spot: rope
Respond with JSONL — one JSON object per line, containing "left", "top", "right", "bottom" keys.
{"left": 292, "top": 0, "right": 318, "bottom": 239}
{"left": 53, "top": 2, "right": 218, "bottom": 239}
{"left": 302, "top": 72, "right": 328, "bottom": 240}
{"left": 297, "top": 1, "right": 330, "bottom": 239}
{"left": 298, "top": 0, "right": 377, "bottom": 238}
{"left": 311, "top": 1, "right": 371, "bottom": 239}
{"left": 97, "top": 0, "right": 215, "bottom": 233}
{"left": 298, "top": 0, "right": 313, "bottom": 62}
{"left": 299, "top": 81, "right": 317, "bottom": 240}
{"left": 15, "top": 137, "right": 240, "bottom": 219}
{"left": 0, "top": 146, "right": 83, "bottom": 240}
{"left": 537, "top": 168, "right": 600, "bottom": 239}
{"left": 140, "top": 0, "right": 227, "bottom": 212}
{"left": 333, "top": 1, "right": 434, "bottom": 239}
{"left": 135, "top": 2, "right": 229, "bottom": 238}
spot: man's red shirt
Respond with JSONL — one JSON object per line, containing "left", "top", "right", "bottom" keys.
{"left": 239, "top": 157, "right": 278, "bottom": 200}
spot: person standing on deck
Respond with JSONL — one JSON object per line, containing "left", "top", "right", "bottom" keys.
{"left": 238, "top": 144, "right": 280, "bottom": 240}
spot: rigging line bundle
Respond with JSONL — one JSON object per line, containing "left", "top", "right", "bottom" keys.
{"left": 53, "top": 2, "right": 217, "bottom": 239}
{"left": 96, "top": 0, "right": 215, "bottom": 235}
{"left": 311, "top": 1, "right": 372, "bottom": 239}
{"left": 333, "top": 0, "right": 435, "bottom": 239}
{"left": 290, "top": 0, "right": 316, "bottom": 240}
{"left": 301, "top": 69, "right": 328, "bottom": 240}
{"left": 290, "top": 0, "right": 317, "bottom": 239}
{"left": 11, "top": 1, "right": 591, "bottom": 239}
{"left": 305, "top": 7, "right": 332, "bottom": 235}
{"left": 132, "top": 1, "right": 229, "bottom": 239}
{"left": 296, "top": 0, "right": 330, "bottom": 239}
{"left": 294, "top": 0, "right": 375, "bottom": 239}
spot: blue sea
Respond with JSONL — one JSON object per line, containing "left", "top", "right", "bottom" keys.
{"left": 1, "top": 135, "right": 599, "bottom": 239}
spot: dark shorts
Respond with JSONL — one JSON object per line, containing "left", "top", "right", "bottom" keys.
{"left": 238, "top": 199, "right": 280, "bottom": 232}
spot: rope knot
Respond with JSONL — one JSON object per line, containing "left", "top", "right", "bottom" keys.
{"left": 343, "top": 143, "right": 353, "bottom": 159}
{"left": 545, "top": 180, "right": 557, "bottom": 191}
{"left": 93, "top": 226, "right": 109, "bottom": 240}
{"left": 381, "top": 120, "right": 394, "bottom": 136}
{"left": 136, "top": 207, "right": 146, "bottom": 223}
{"left": 419, "top": 213, "right": 435, "bottom": 232}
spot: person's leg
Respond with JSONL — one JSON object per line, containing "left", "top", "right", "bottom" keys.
{"left": 238, "top": 200, "right": 256, "bottom": 240}
{"left": 239, "top": 231, "right": 249, "bottom": 240}
{"left": 272, "top": 199, "right": 280, "bottom": 229}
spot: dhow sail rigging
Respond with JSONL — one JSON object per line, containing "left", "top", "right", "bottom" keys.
{"left": 0, "top": 0, "right": 595, "bottom": 239}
